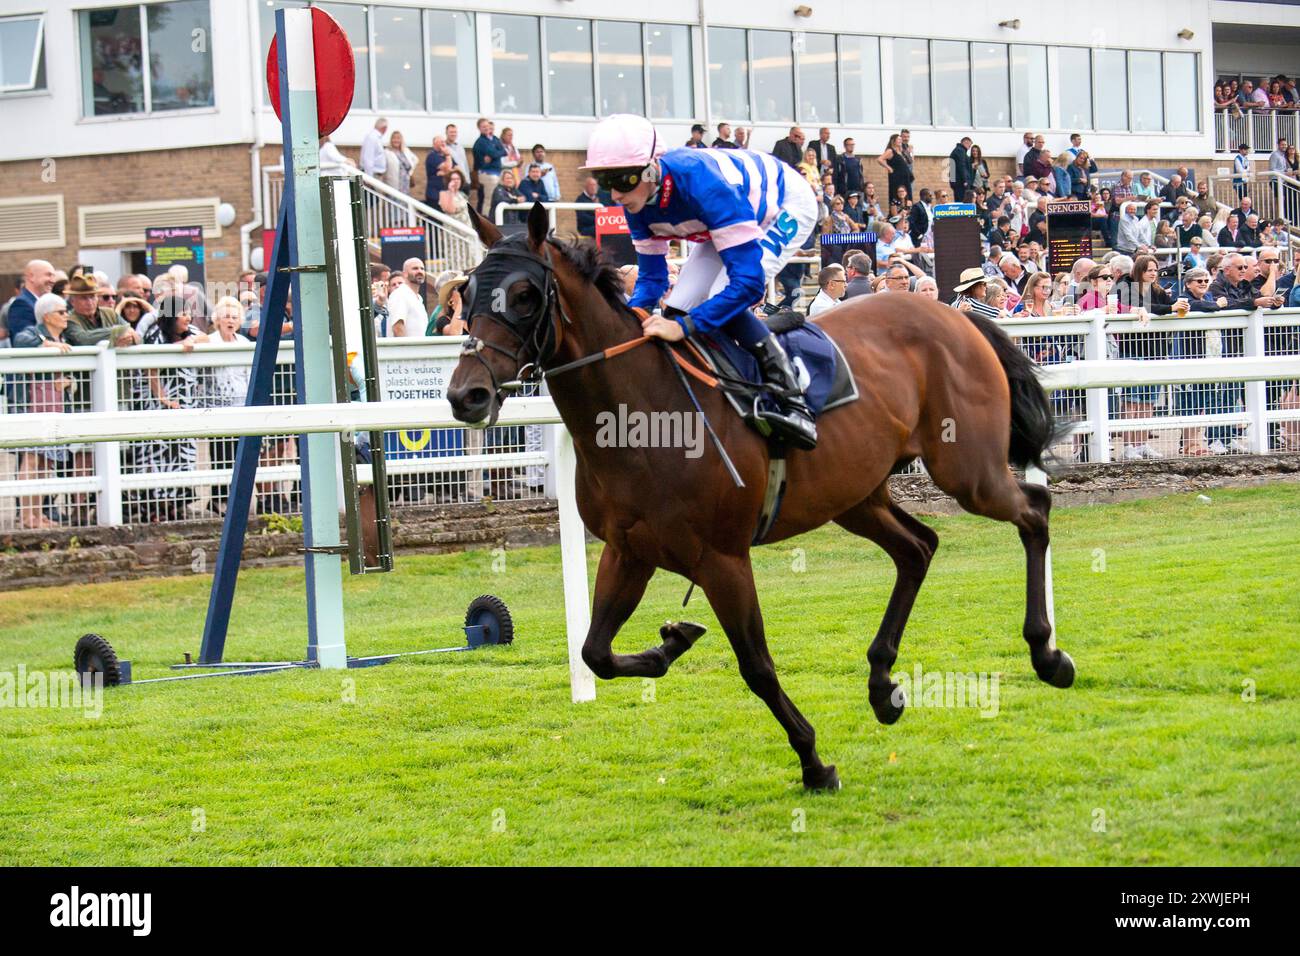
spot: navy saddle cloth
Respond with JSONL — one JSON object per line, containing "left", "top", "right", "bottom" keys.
{"left": 690, "top": 313, "right": 859, "bottom": 422}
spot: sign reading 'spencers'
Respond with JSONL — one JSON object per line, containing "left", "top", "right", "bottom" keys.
{"left": 1046, "top": 199, "right": 1093, "bottom": 273}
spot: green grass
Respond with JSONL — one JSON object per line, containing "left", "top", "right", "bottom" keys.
{"left": 1, "top": 485, "right": 1297, "bottom": 866}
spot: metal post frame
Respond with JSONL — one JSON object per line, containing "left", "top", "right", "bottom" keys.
{"left": 279, "top": 7, "right": 348, "bottom": 669}
{"left": 321, "top": 174, "right": 393, "bottom": 574}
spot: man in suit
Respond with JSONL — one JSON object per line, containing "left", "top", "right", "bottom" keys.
{"left": 810, "top": 127, "right": 836, "bottom": 175}
{"left": 907, "top": 188, "right": 934, "bottom": 246}
{"left": 843, "top": 253, "right": 874, "bottom": 299}
{"left": 573, "top": 176, "right": 607, "bottom": 238}
{"left": 1160, "top": 173, "right": 1192, "bottom": 208}
{"left": 948, "top": 137, "right": 973, "bottom": 202}
{"left": 5, "top": 259, "right": 55, "bottom": 342}
{"left": 772, "top": 127, "right": 805, "bottom": 169}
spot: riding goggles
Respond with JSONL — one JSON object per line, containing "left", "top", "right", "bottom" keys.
{"left": 594, "top": 167, "right": 647, "bottom": 194}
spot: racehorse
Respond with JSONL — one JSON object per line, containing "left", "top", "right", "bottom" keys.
{"left": 448, "top": 203, "right": 1074, "bottom": 790}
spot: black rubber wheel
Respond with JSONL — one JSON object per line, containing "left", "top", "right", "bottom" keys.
{"left": 465, "top": 594, "right": 514, "bottom": 646}
{"left": 73, "top": 633, "right": 123, "bottom": 686}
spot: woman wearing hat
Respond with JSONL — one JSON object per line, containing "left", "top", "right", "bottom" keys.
{"left": 115, "top": 295, "right": 153, "bottom": 331}
{"left": 950, "top": 267, "right": 1000, "bottom": 318}
{"left": 433, "top": 273, "right": 469, "bottom": 336}
{"left": 12, "top": 294, "right": 75, "bottom": 529}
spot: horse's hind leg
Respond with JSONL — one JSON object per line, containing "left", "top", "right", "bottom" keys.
{"left": 579, "top": 546, "right": 707, "bottom": 681}
{"left": 834, "top": 486, "right": 938, "bottom": 725}
{"left": 927, "top": 459, "right": 1074, "bottom": 689}
{"left": 1012, "top": 478, "right": 1075, "bottom": 688}
{"left": 697, "top": 553, "right": 839, "bottom": 791}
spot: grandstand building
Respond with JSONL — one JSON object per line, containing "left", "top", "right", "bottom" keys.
{"left": 1, "top": 0, "right": 1298, "bottom": 285}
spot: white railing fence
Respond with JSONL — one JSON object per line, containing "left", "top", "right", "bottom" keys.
{"left": 0, "top": 337, "right": 547, "bottom": 531}
{"left": 2, "top": 310, "right": 1298, "bottom": 532}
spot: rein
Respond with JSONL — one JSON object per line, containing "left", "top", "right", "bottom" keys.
{"left": 543, "top": 310, "right": 723, "bottom": 390}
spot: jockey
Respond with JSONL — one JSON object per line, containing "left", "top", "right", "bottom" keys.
{"left": 581, "top": 114, "right": 820, "bottom": 450}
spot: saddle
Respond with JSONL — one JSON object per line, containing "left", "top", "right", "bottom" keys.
{"left": 684, "top": 312, "right": 859, "bottom": 544}
{"left": 686, "top": 311, "right": 859, "bottom": 429}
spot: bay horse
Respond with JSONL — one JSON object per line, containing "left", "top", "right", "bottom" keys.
{"left": 448, "top": 203, "right": 1074, "bottom": 790}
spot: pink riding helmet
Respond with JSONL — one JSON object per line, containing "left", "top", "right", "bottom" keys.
{"left": 581, "top": 114, "right": 665, "bottom": 170}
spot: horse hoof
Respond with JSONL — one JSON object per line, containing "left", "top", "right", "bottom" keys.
{"left": 661, "top": 620, "right": 707, "bottom": 645}
{"left": 871, "top": 684, "right": 906, "bottom": 725}
{"left": 1047, "top": 650, "right": 1076, "bottom": 689}
{"left": 803, "top": 764, "right": 841, "bottom": 791}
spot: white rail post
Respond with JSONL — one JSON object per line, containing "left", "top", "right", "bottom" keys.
{"left": 92, "top": 343, "right": 123, "bottom": 526}
{"left": 554, "top": 424, "right": 596, "bottom": 703}
{"left": 1084, "top": 312, "right": 1111, "bottom": 462}
{"left": 1243, "top": 308, "right": 1270, "bottom": 453}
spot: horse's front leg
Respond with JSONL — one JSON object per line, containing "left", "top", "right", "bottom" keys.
{"left": 580, "top": 546, "right": 706, "bottom": 680}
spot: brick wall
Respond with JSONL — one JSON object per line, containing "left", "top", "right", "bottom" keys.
{"left": 0, "top": 145, "right": 255, "bottom": 288}
{"left": 0, "top": 138, "right": 1226, "bottom": 293}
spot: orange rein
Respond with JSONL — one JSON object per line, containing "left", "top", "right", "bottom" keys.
{"left": 616, "top": 308, "right": 719, "bottom": 388}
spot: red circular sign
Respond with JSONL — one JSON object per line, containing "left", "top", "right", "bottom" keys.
{"left": 266, "top": 7, "right": 355, "bottom": 137}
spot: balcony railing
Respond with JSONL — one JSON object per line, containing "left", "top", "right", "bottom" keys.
{"left": 262, "top": 164, "right": 486, "bottom": 274}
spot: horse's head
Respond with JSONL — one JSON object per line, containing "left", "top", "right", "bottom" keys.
{"left": 447, "top": 202, "right": 563, "bottom": 428}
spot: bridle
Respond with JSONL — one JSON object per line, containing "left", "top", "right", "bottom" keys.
{"left": 459, "top": 239, "right": 572, "bottom": 400}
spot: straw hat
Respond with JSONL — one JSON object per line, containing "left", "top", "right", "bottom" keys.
{"left": 436, "top": 273, "right": 468, "bottom": 312}
{"left": 952, "top": 267, "right": 988, "bottom": 293}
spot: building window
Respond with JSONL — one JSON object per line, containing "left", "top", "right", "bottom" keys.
{"left": 839, "top": 35, "right": 881, "bottom": 126}
{"left": 0, "top": 13, "right": 46, "bottom": 94}
{"left": 1094, "top": 48, "right": 1128, "bottom": 131}
{"left": 492, "top": 14, "right": 542, "bottom": 115}
{"left": 1164, "top": 52, "right": 1198, "bottom": 133}
{"left": 81, "top": 3, "right": 214, "bottom": 116}
{"left": 931, "top": 40, "right": 970, "bottom": 127}
{"left": 315, "top": 3, "right": 369, "bottom": 112}
{"left": 427, "top": 10, "right": 476, "bottom": 114}
{"left": 797, "top": 32, "right": 838, "bottom": 125}
{"left": 646, "top": 23, "right": 692, "bottom": 120}
{"left": 708, "top": 27, "right": 749, "bottom": 122}
{"left": 1056, "top": 46, "right": 1091, "bottom": 131}
{"left": 1127, "top": 50, "right": 1163, "bottom": 132}
{"left": 751, "top": 30, "right": 793, "bottom": 124}
{"left": 972, "top": 42, "right": 1010, "bottom": 128}
{"left": 1010, "top": 44, "right": 1048, "bottom": 130}
{"left": 893, "top": 37, "right": 930, "bottom": 126}
{"left": 543, "top": 18, "right": 593, "bottom": 116}
{"left": 597, "top": 20, "right": 644, "bottom": 117}
{"left": 371, "top": 6, "right": 423, "bottom": 111}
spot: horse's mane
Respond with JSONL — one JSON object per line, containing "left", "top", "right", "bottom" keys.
{"left": 543, "top": 234, "right": 632, "bottom": 314}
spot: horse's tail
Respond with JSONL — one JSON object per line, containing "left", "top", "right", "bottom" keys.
{"left": 962, "top": 311, "right": 1067, "bottom": 473}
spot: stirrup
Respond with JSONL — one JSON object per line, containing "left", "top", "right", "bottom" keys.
{"left": 751, "top": 396, "right": 817, "bottom": 450}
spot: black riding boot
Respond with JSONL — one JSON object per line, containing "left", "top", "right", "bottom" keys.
{"left": 748, "top": 334, "right": 818, "bottom": 450}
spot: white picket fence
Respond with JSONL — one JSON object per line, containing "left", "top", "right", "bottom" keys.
{"left": 1, "top": 309, "right": 1298, "bottom": 531}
